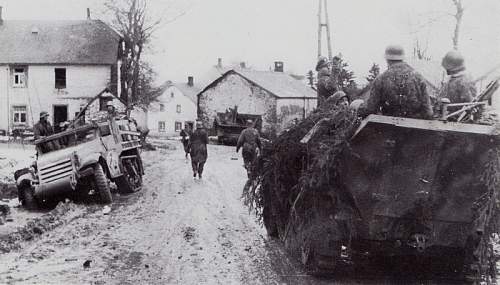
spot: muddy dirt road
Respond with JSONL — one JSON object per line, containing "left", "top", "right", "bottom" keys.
{"left": 0, "top": 145, "right": 470, "bottom": 284}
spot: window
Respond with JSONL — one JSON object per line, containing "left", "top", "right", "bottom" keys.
{"left": 176, "top": 104, "right": 181, "bottom": 113}
{"left": 175, "top": 122, "right": 182, "bottom": 132}
{"left": 12, "top": 106, "right": 27, "bottom": 124}
{"left": 55, "top": 68, "right": 66, "bottom": 89}
{"left": 159, "top": 104, "right": 165, "bottom": 112}
{"left": 158, "top": 121, "right": 166, "bottom": 132}
{"left": 171, "top": 92, "right": 174, "bottom": 98}
{"left": 13, "top": 68, "right": 26, "bottom": 87}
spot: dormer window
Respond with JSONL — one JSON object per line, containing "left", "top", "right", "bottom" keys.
{"left": 160, "top": 104, "right": 165, "bottom": 112}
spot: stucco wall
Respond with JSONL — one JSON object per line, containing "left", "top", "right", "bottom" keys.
{"left": 147, "top": 86, "right": 197, "bottom": 136}
{"left": 198, "top": 73, "right": 278, "bottom": 136}
{"left": 0, "top": 64, "right": 111, "bottom": 132}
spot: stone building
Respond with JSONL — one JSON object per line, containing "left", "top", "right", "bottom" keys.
{"left": 197, "top": 65, "right": 317, "bottom": 137}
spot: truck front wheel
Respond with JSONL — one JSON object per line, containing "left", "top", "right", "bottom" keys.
{"left": 94, "top": 164, "right": 112, "bottom": 204}
{"left": 19, "top": 186, "right": 38, "bottom": 210}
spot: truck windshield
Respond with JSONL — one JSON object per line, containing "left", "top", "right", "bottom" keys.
{"left": 36, "top": 126, "right": 97, "bottom": 154}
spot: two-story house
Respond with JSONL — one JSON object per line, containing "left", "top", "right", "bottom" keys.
{"left": 146, "top": 77, "right": 198, "bottom": 136}
{"left": 0, "top": 11, "right": 121, "bottom": 133}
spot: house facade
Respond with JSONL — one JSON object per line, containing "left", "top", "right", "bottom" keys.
{"left": 146, "top": 79, "right": 198, "bottom": 136}
{"left": 0, "top": 17, "right": 121, "bottom": 133}
{"left": 197, "top": 67, "right": 317, "bottom": 137}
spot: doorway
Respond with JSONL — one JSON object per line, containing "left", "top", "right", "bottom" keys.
{"left": 53, "top": 105, "right": 68, "bottom": 133}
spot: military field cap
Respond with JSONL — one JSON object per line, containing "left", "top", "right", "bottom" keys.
{"left": 384, "top": 45, "right": 405, "bottom": 61}
{"left": 441, "top": 50, "right": 465, "bottom": 73}
{"left": 40, "top": 111, "right": 49, "bottom": 118}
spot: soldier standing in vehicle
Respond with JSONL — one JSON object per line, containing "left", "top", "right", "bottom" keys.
{"left": 439, "top": 50, "right": 476, "bottom": 106}
{"left": 34, "top": 111, "right": 59, "bottom": 152}
{"left": 316, "top": 56, "right": 338, "bottom": 108}
{"left": 189, "top": 121, "right": 208, "bottom": 179}
{"left": 365, "top": 45, "right": 433, "bottom": 119}
{"left": 236, "top": 119, "right": 262, "bottom": 175}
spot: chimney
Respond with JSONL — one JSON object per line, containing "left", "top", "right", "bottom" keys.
{"left": 187, "top": 76, "right": 194, "bottom": 87}
{"left": 87, "top": 8, "right": 91, "bottom": 20}
{"left": 0, "top": 6, "right": 3, "bottom": 25}
{"left": 239, "top": 62, "right": 246, "bottom": 69}
{"left": 274, "top": 61, "right": 284, "bottom": 72}
{"left": 217, "top": 58, "right": 223, "bottom": 68}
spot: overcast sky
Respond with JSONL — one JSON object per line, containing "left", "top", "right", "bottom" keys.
{"left": 1, "top": 0, "right": 499, "bottom": 86}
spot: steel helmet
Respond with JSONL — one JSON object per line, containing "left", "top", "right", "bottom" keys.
{"left": 441, "top": 50, "right": 465, "bottom": 73}
{"left": 315, "top": 56, "right": 330, "bottom": 71}
{"left": 384, "top": 45, "right": 405, "bottom": 61}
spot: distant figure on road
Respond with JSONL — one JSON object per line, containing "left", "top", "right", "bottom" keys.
{"left": 365, "top": 45, "right": 433, "bottom": 119}
{"left": 236, "top": 119, "right": 262, "bottom": 176}
{"left": 180, "top": 125, "right": 192, "bottom": 159}
{"left": 189, "top": 121, "right": 208, "bottom": 179}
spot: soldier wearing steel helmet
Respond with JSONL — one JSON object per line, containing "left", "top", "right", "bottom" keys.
{"left": 316, "top": 56, "right": 338, "bottom": 108}
{"left": 439, "top": 50, "right": 476, "bottom": 106}
{"left": 236, "top": 119, "right": 262, "bottom": 176}
{"left": 365, "top": 45, "right": 433, "bottom": 119}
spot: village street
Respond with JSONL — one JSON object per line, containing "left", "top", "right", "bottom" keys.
{"left": 0, "top": 144, "right": 322, "bottom": 285}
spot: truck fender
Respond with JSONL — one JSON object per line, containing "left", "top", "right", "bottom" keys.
{"left": 105, "top": 150, "right": 122, "bottom": 178}
{"left": 79, "top": 153, "right": 101, "bottom": 170}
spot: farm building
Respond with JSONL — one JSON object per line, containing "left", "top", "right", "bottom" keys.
{"left": 197, "top": 65, "right": 317, "bottom": 137}
{"left": 0, "top": 9, "right": 122, "bottom": 134}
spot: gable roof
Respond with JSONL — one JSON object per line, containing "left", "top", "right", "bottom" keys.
{"left": 173, "top": 83, "right": 201, "bottom": 104}
{"left": 0, "top": 20, "right": 120, "bottom": 65}
{"left": 199, "top": 69, "right": 317, "bottom": 99}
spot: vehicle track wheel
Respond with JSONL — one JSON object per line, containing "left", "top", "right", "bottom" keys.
{"left": 116, "top": 159, "right": 143, "bottom": 194}
{"left": 94, "top": 164, "right": 112, "bottom": 204}
{"left": 20, "top": 186, "right": 38, "bottom": 210}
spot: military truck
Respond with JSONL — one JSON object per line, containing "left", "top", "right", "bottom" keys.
{"left": 14, "top": 109, "right": 143, "bottom": 209}
{"left": 213, "top": 106, "right": 262, "bottom": 145}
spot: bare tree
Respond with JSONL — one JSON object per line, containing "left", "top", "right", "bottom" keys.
{"left": 103, "top": 0, "right": 187, "bottom": 108}
{"left": 451, "top": 0, "right": 464, "bottom": 50}
{"left": 413, "top": 38, "right": 432, "bottom": 61}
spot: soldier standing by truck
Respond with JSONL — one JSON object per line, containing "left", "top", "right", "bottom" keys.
{"left": 189, "top": 121, "right": 208, "bottom": 179}
{"left": 365, "top": 45, "right": 433, "bottom": 119}
{"left": 236, "top": 119, "right": 262, "bottom": 177}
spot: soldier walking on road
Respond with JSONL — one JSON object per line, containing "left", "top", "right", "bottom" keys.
{"left": 316, "top": 56, "right": 338, "bottom": 108}
{"left": 180, "top": 125, "right": 192, "bottom": 159}
{"left": 189, "top": 121, "right": 208, "bottom": 179}
{"left": 236, "top": 119, "right": 262, "bottom": 177}
{"left": 439, "top": 50, "right": 476, "bottom": 109}
{"left": 365, "top": 45, "right": 433, "bottom": 119}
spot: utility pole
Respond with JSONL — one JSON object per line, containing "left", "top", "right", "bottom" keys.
{"left": 317, "top": 0, "right": 333, "bottom": 60}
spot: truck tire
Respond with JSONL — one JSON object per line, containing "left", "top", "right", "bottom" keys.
{"left": 20, "top": 186, "right": 38, "bottom": 210}
{"left": 116, "top": 158, "right": 143, "bottom": 194}
{"left": 94, "top": 164, "right": 112, "bottom": 204}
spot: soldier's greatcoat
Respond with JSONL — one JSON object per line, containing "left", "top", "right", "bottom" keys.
{"left": 237, "top": 127, "right": 262, "bottom": 167}
{"left": 366, "top": 62, "right": 433, "bottom": 119}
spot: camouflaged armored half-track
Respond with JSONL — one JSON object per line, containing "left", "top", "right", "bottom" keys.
{"left": 265, "top": 113, "right": 500, "bottom": 281}
{"left": 14, "top": 117, "right": 144, "bottom": 209}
